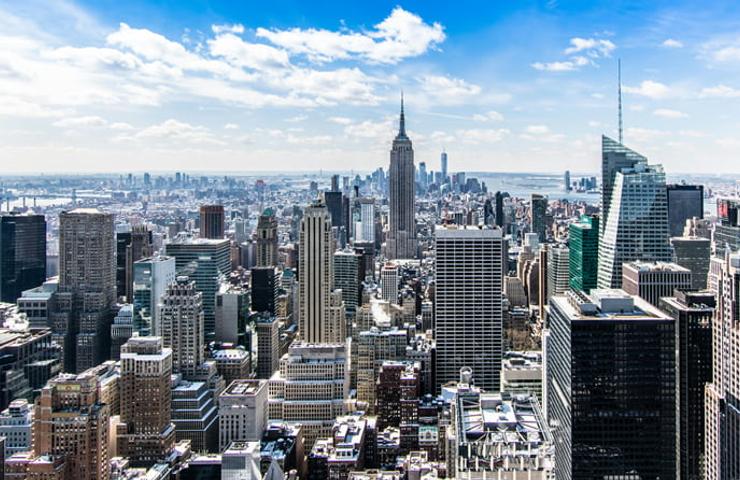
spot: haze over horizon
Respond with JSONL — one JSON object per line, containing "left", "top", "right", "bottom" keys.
{"left": 2, "top": 0, "right": 740, "bottom": 174}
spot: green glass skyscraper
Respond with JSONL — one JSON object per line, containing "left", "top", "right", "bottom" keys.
{"left": 569, "top": 215, "right": 599, "bottom": 293}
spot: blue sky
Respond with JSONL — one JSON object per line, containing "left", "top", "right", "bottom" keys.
{"left": 1, "top": 0, "right": 740, "bottom": 174}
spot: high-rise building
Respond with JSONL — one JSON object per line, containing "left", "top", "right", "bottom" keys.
{"left": 159, "top": 276, "right": 204, "bottom": 378}
{"left": 494, "top": 191, "right": 505, "bottom": 229}
{"left": 218, "top": 380, "right": 268, "bottom": 451}
{"left": 713, "top": 198, "right": 740, "bottom": 256}
{"left": 333, "top": 249, "right": 362, "bottom": 317}
{"left": 110, "top": 304, "right": 134, "bottom": 360}
{"left": 568, "top": 215, "right": 599, "bottom": 293}
{"left": 165, "top": 236, "right": 231, "bottom": 340}
{"left": 214, "top": 283, "right": 249, "bottom": 345}
{"left": 386, "top": 98, "right": 417, "bottom": 260}
{"left": 0, "top": 213, "right": 46, "bottom": 304}
{"left": 117, "top": 336, "right": 175, "bottom": 467}
{"left": 132, "top": 255, "right": 176, "bottom": 336}
{"left": 546, "top": 289, "right": 676, "bottom": 480}
{"left": 326, "top": 290, "right": 346, "bottom": 344}
{"left": 380, "top": 262, "right": 399, "bottom": 304}
{"left": 170, "top": 377, "right": 219, "bottom": 453}
{"left": 660, "top": 290, "right": 714, "bottom": 480}
{"left": 355, "top": 198, "right": 375, "bottom": 243}
{"left": 600, "top": 135, "right": 647, "bottom": 234}
{"left": 547, "top": 244, "right": 570, "bottom": 301}
{"left": 597, "top": 152, "right": 672, "bottom": 289}
{"left": 435, "top": 225, "right": 503, "bottom": 392}
{"left": 0, "top": 399, "right": 34, "bottom": 456}
{"left": 564, "top": 170, "right": 571, "bottom": 192}
{"left": 500, "top": 351, "right": 543, "bottom": 400}
{"left": 671, "top": 236, "right": 711, "bottom": 291}
{"left": 255, "top": 209, "right": 279, "bottom": 268}
{"left": 418, "top": 161, "right": 427, "bottom": 190}
{"left": 529, "top": 194, "right": 548, "bottom": 242}
{"left": 268, "top": 342, "right": 349, "bottom": 449}
{"left": 254, "top": 313, "right": 279, "bottom": 379}
{"left": 200, "top": 205, "right": 225, "bottom": 239}
{"left": 356, "top": 327, "right": 408, "bottom": 412}
{"left": 251, "top": 266, "right": 278, "bottom": 315}
{"left": 298, "top": 201, "right": 334, "bottom": 343}
{"left": 116, "top": 225, "right": 153, "bottom": 302}
{"left": 55, "top": 208, "right": 116, "bottom": 373}
{"left": 440, "top": 151, "right": 448, "bottom": 182}
{"left": 34, "top": 370, "right": 111, "bottom": 480}
{"left": 621, "top": 261, "right": 692, "bottom": 307}
{"left": 705, "top": 252, "right": 740, "bottom": 480}
{"left": 666, "top": 184, "right": 704, "bottom": 238}
{"left": 324, "top": 191, "right": 345, "bottom": 239}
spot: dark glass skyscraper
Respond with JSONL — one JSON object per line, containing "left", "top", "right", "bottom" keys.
{"left": 0, "top": 213, "right": 46, "bottom": 303}
{"left": 199, "top": 204, "right": 225, "bottom": 239}
{"left": 546, "top": 290, "right": 676, "bottom": 480}
{"left": 568, "top": 215, "right": 598, "bottom": 293}
{"left": 667, "top": 184, "right": 703, "bottom": 237}
{"left": 529, "top": 193, "right": 548, "bottom": 242}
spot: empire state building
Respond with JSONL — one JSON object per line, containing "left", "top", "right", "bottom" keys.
{"left": 386, "top": 97, "right": 417, "bottom": 259}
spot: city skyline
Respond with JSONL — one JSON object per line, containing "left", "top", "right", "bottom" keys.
{"left": 3, "top": 1, "right": 740, "bottom": 174}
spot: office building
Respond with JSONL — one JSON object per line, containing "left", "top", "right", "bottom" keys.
{"left": 440, "top": 151, "right": 448, "bottom": 182}
{"left": 355, "top": 198, "right": 375, "bottom": 244}
{"left": 307, "top": 415, "right": 371, "bottom": 480}
{"left": 268, "top": 342, "right": 348, "bottom": 448}
{"left": 34, "top": 369, "right": 111, "bottom": 480}
{"left": 568, "top": 215, "right": 599, "bottom": 293}
{"left": 0, "top": 399, "right": 33, "bottom": 456}
{"left": 500, "top": 351, "right": 543, "bottom": 400}
{"left": 671, "top": 236, "right": 711, "bottom": 291}
{"left": 165, "top": 236, "right": 231, "bottom": 340}
{"left": 132, "top": 255, "right": 175, "bottom": 337}
{"left": 170, "top": 377, "right": 219, "bottom": 453}
{"left": 356, "top": 328, "right": 408, "bottom": 413}
{"left": 446, "top": 387, "right": 554, "bottom": 479}
{"left": 713, "top": 198, "right": 740, "bottom": 256}
{"left": 116, "top": 225, "right": 153, "bottom": 302}
{"left": 254, "top": 313, "right": 279, "bottom": 379}
{"left": 326, "top": 290, "right": 346, "bottom": 344}
{"left": 55, "top": 208, "right": 116, "bottom": 373}
{"left": 17, "top": 278, "right": 57, "bottom": 329}
{"left": 529, "top": 194, "right": 548, "bottom": 242}
{"left": 0, "top": 213, "right": 46, "bottom": 303}
{"left": 298, "top": 201, "right": 334, "bottom": 343}
{"left": 660, "top": 290, "right": 714, "bottom": 480}
{"left": 210, "top": 346, "right": 250, "bottom": 386}
{"left": 546, "top": 289, "right": 676, "bottom": 479}
{"left": 386, "top": 98, "right": 417, "bottom": 260}
{"left": 622, "top": 261, "right": 692, "bottom": 307}
{"left": 251, "top": 266, "right": 278, "bottom": 316}
{"left": 667, "top": 184, "right": 703, "bottom": 237}
{"left": 435, "top": 226, "right": 503, "bottom": 392}
{"left": 110, "top": 304, "right": 134, "bottom": 360}
{"left": 564, "top": 170, "right": 571, "bottom": 191}
{"left": 547, "top": 244, "right": 570, "bottom": 300}
{"left": 705, "top": 253, "right": 740, "bottom": 480}
{"left": 117, "top": 336, "right": 175, "bottom": 467}
{"left": 221, "top": 441, "right": 263, "bottom": 480}
{"left": 214, "top": 283, "right": 249, "bottom": 345}
{"left": 494, "top": 191, "right": 505, "bottom": 228}
{"left": 200, "top": 205, "right": 225, "bottom": 239}
{"left": 324, "top": 191, "right": 345, "bottom": 239}
{"left": 255, "top": 209, "right": 278, "bottom": 268}
{"left": 260, "top": 422, "right": 306, "bottom": 478}
{"left": 597, "top": 152, "right": 672, "bottom": 289}
{"left": 159, "top": 276, "right": 204, "bottom": 378}
{"left": 376, "top": 361, "right": 419, "bottom": 430}
{"left": 218, "top": 380, "right": 268, "bottom": 451}
{"left": 380, "top": 262, "right": 399, "bottom": 304}
{"left": 334, "top": 249, "right": 363, "bottom": 316}
{"left": 600, "top": 135, "right": 647, "bottom": 234}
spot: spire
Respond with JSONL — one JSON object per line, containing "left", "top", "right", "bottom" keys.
{"left": 618, "top": 58, "right": 623, "bottom": 144}
{"left": 399, "top": 91, "right": 406, "bottom": 136}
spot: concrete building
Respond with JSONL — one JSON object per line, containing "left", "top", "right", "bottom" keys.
{"left": 210, "top": 346, "right": 250, "bottom": 386}
{"left": 200, "top": 205, "right": 225, "bottom": 240}
{"left": 255, "top": 209, "right": 279, "bottom": 268}
{"left": 214, "top": 283, "right": 249, "bottom": 345}
{"left": 386, "top": 98, "right": 417, "bottom": 260}
{"left": 435, "top": 226, "right": 503, "bottom": 392}
{"left": 529, "top": 194, "right": 548, "bottom": 242}
{"left": 0, "top": 399, "right": 33, "bottom": 456}
{"left": 308, "top": 415, "right": 371, "bottom": 480}
{"left": 546, "top": 289, "right": 676, "bottom": 480}
{"left": 268, "top": 342, "right": 349, "bottom": 448}
{"left": 219, "top": 380, "right": 268, "bottom": 451}
{"left": 115, "top": 225, "right": 153, "bottom": 302}
{"left": 334, "top": 249, "right": 363, "bottom": 316}
{"left": 55, "top": 208, "right": 116, "bottom": 373}
{"left": 500, "top": 351, "right": 543, "bottom": 400}
{"left": 254, "top": 313, "right": 279, "bottom": 380}
{"left": 299, "top": 201, "right": 334, "bottom": 343}
{"left": 117, "top": 336, "right": 175, "bottom": 467}
{"left": 356, "top": 328, "right": 408, "bottom": 413}
{"left": 170, "top": 377, "right": 219, "bottom": 453}
{"left": 132, "top": 255, "right": 176, "bottom": 337}
{"left": 159, "top": 277, "right": 204, "bottom": 378}
{"left": 17, "top": 278, "right": 58, "bottom": 329}
{"left": 380, "top": 263, "right": 399, "bottom": 304}
{"left": 621, "top": 261, "right": 692, "bottom": 307}
{"left": 546, "top": 244, "right": 570, "bottom": 301}
{"left": 110, "top": 304, "right": 134, "bottom": 360}
{"left": 671, "top": 236, "right": 711, "bottom": 290}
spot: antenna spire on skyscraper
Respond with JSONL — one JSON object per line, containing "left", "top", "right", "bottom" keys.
{"left": 399, "top": 91, "right": 406, "bottom": 136}
{"left": 618, "top": 58, "right": 623, "bottom": 144}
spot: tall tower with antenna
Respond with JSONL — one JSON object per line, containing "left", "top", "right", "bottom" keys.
{"left": 618, "top": 58, "right": 623, "bottom": 144}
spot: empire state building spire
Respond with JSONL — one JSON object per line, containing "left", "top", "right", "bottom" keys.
{"left": 386, "top": 93, "right": 416, "bottom": 260}
{"left": 399, "top": 92, "right": 406, "bottom": 136}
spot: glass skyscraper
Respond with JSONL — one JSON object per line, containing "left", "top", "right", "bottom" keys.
{"left": 568, "top": 215, "right": 599, "bottom": 293}
{"left": 0, "top": 213, "right": 46, "bottom": 303}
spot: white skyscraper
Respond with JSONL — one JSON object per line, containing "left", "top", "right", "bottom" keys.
{"left": 380, "top": 262, "right": 399, "bottom": 304}
{"left": 133, "top": 255, "right": 176, "bottom": 336}
{"left": 299, "top": 200, "right": 334, "bottom": 343}
{"left": 355, "top": 198, "right": 375, "bottom": 243}
{"left": 434, "top": 225, "right": 504, "bottom": 391}
{"left": 159, "top": 276, "right": 204, "bottom": 377}
{"left": 386, "top": 97, "right": 417, "bottom": 260}
{"left": 598, "top": 159, "right": 672, "bottom": 289}
{"left": 547, "top": 244, "right": 570, "bottom": 301}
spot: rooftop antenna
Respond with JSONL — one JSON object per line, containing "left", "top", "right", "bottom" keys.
{"left": 618, "top": 58, "right": 623, "bottom": 144}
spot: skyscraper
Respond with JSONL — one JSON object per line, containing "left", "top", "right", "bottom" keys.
{"left": 597, "top": 150, "right": 672, "bottom": 288}
{"left": 600, "top": 135, "right": 647, "bottom": 233}
{"left": 159, "top": 276, "right": 204, "bottom": 378}
{"left": 199, "top": 204, "right": 225, "bottom": 239}
{"left": 713, "top": 197, "right": 740, "bottom": 256}
{"left": 705, "top": 252, "right": 740, "bottom": 480}
{"left": 333, "top": 249, "right": 362, "bottom": 317}
{"left": 380, "top": 262, "right": 399, "bottom": 304}
{"left": 434, "top": 225, "right": 503, "bottom": 391}
{"left": 621, "top": 261, "right": 692, "bottom": 308}
{"left": 116, "top": 225, "right": 153, "bottom": 302}
{"left": 494, "top": 191, "right": 505, "bottom": 228}
{"left": 529, "top": 194, "right": 548, "bottom": 242}
{"left": 569, "top": 215, "right": 599, "bottom": 293}
{"left": 667, "top": 184, "right": 703, "bottom": 238}
{"left": 440, "top": 150, "right": 448, "bottom": 182}
{"left": 546, "top": 289, "right": 676, "bottom": 479}
{"left": 255, "top": 209, "right": 279, "bottom": 268}
{"left": 0, "top": 212, "right": 46, "bottom": 303}
{"left": 299, "top": 200, "right": 334, "bottom": 343}
{"left": 671, "top": 236, "right": 711, "bottom": 290}
{"left": 547, "top": 244, "right": 570, "bottom": 300}
{"left": 386, "top": 97, "right": 417, "bottom": 260}
{"left": 354, "top": 198, "right": 375, "bottom": 243}
{"left": 117, "top": 336, "right": 175, "bottom": 467}
{"left": 564, "top": 170, "right": 571, "bottom": 192}
{"left": 55, "top": 208, "right": 116, "bottom": 373}
{"left": 251, "top": 266, "right": 278, "bottom": 315}
{"left": 132, "top": 255, "right": 176, "bottom": 336}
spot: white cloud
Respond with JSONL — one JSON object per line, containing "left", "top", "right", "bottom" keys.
{"left": 623, "top": 80, "right": 672, "bottom": 99}
{"left": 653, "top": 108, "right": 688, "bottom": 118}
{"left": 109, "top": 122, "right": 134, "bottom": 130}
{"left": 456, "top": 128, "right": 509, "bottom": 144}
{"left": 53, "top": 115, "right": 107, "bottom": 127}
{"left": 472, "top": 110, "right": 504, "bottom": 122}
{"left": 416, "top": 74, "right": 481, "bottom": 105}
{"left": 212, "top": 24, "right": 245, "bottom": 35}
{"left": 661, "top": 39, "right": 684, "bottom": 48}
{"left": 255, "top": 7, "right": 444, "bottom": 64}
{"left": 624, "top": 127, "right": 670, "bottom": 142}
{"left": 329, "top": 116, "right": 353, "bottom": 125}
{"left": 699, "top": 84, "right": 740, "bottom": 98}
{"left": 701, "top": 37, "right": 740, "bottom": 63}
{"left": 285, "top": 115, "right": 307, "bottom": 123}
{"left": 134, "top": 119, "right": 224, "bottom": 145}
{"left": 520, "top": 124, "right": 564, "bottom": 142}
{"left": 532, "top": 61, "right": 578, "bottom": 72}
{"left": 224, "top": 123, "right": 239, "bottom": 130}
{"left": 533, "top": 37, "right": 614, "bottom": 72}
{"left": 344, "top": 118, "right": 394, "bottom": 139}
{"left": 207, "top": 32, "right": 290, "bottom": 71}
{"left": 563, "top": 37, "right": 615, "bottom": 57}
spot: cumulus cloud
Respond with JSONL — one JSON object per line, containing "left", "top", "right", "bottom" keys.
{"left": 416, "top": 74, "right": 481, "bottom": 105}
{"left": 212, "top": 24, "right": 245, "bottom": 35}
{"left": 133, "top": 119, "right": 225, "bottom": 145}
{"left": 653, "top": 108, "right": 688, "bottom": 118}
{"left": 344, "top": 118, "right": 395, "bottom": 139}
{"left": 623, "top": 80, "right": 672, "bottom": 99}
{"left": 329, "top": 116, "right": 353, "bottom": 125}
{"left": 661, "top": 39, "right": 684, "bottom": 48}
{"left": 532, "top": 37, "right": 614, "bottom": 72}
{"left": 255, "top": 7, "right": 444, "bottom": 64}
{"left": 563, "top": 37, "right": 616, "bottom": 56}
{"left": 53, "top": 115, "right": 107, "bottom": 127}
{"left": 699, "top": 84, "right": 740, "bottom": 98}
{"left": 472, "top": 110, "right": 504, "bottom": 122}
{"left": 700, "top": 36, "right": 740, "bottom": 64}
{"left": 456, "top": 128, "right": 509, "bottom": 144}
{"left": 520, "top": 124, "right": 564, "bottom": 142}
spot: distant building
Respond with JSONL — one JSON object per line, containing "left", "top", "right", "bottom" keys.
{"left": 255, "top": 209, "right": 279, "bottom": 268}
{"left": 132, "top": 255, "right": 176, "bottom": 336}
{"left": 219, "top": 380, "right": 268, "bottom": 451}
{"left": 250, "top": 266, "right": 278, "bottom": 316}
{"left": 380, "top": 262, "right": 399, "bottom": 304}
{"left": 0, "top": 213, "right": 46, "bottom": 304}
{"left": 199, "top": 204, "right": 225, "bottom": 240}
{"left": 254, "top": 313, "right": 279, "bottom": 380}
{"left": 500, "top": 351, "right": 543, "bottom": 400}
{"left": 667, "top": 184, "right": 703, "bottom": 237}
{"left": 159, "top": 277, "right": 204, "bottom": 378}
{"left": 386, "top": 99, "right": 417, "bottom": 260}
{"left": 671, "top": 236, "right": 711, "bottom": 290}
{"left": 622, "top": 261, "right": 692, "bottom": 307}
{"left": 0, "top": 399, "right": 33, "bottom": 456}
{"left": 568, "top": 215, "right": 599, "bottom": 293}
{"left": 529, "top": 194, "right": 548, "bottom": 242}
